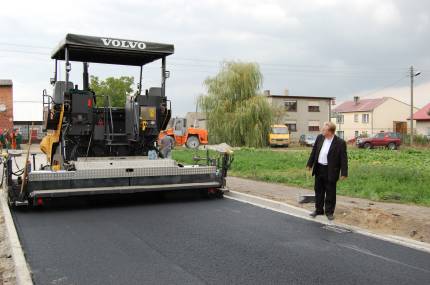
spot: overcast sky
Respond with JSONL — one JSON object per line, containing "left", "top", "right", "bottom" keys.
{"left": 1, "top": 0, "right": 429, "bottom": 121}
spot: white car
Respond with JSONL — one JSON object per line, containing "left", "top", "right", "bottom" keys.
{"left": 299, "top": 134, "right": 316, "bottom": 147}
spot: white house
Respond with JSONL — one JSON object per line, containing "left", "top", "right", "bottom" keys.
{"left": 332, "top": 96, "right": 418, "bottom": 141}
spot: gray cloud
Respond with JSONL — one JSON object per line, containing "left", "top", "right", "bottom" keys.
{"left": 1, "top": 0, "right": 429, "bottom": 121}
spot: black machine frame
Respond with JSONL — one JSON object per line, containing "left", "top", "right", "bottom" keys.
{"left": 45, "top": 34, "right": 177, "bottom": 162}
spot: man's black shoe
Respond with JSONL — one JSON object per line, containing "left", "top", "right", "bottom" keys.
{"left": 326, "top": 214, "right": 334, "bottom": 221}
{"left": 309, "top": 211, "right": 324, "bottom": 218}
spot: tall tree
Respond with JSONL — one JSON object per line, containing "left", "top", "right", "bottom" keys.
{"left": 90, "top": 76, "right": 135, "bottom": 107}
{"left": 199, "top": 61, "right": 280, "bottom": 147}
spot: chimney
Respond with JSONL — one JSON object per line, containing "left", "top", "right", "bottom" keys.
{"left": 354, "top": 96, "right": 360, "bottom": 105}
{"left": 263, "top": 90, "right": 270, "bottom": 96}
{"left": 284, "top": 89, "right": 289, "bottom": 96}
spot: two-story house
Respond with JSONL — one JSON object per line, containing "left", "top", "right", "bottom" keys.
{"left": 265, "top": 90, "right": 334, "bottom": 142}
{"left": 332, "top": 96, "right": 418, "bottom": 141}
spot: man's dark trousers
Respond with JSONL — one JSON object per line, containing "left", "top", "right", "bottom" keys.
{"left": 314, "top": 163, "right": 336, "bottom": 215}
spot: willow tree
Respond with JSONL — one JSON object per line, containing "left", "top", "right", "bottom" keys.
{"left": 199, "top": 61, "right": 277, "bottom": 147}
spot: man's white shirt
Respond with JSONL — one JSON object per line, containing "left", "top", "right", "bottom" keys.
{"left": 318, "top": 136, "right": 334, "bottom": 165}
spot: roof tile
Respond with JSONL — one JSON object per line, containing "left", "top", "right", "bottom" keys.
{"left": 333, "top": 98, "right": 387, "bottom": 113}
{"left": 412, "top": 102, "right": 430, "bottom": 120}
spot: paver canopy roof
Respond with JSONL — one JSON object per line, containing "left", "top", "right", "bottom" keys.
{"left": 51, "top": 34, "right": 174, "bottom": 66}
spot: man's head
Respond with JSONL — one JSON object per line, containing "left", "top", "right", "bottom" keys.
{"left": 322, "top": 121, "right": 336, "bottom": 138}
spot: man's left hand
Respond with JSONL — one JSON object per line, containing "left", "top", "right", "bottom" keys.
{"left": 340, "top": 176, "right": 347, "bottom": 180}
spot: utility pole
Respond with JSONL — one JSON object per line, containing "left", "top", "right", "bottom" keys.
{"left": 410, "top": 66, "right": 414, "bottom": 145}
{"left": 410, "top": 66, "right": 421, "bottom": 145}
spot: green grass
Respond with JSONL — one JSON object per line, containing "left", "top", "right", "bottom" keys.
{"left": 173, "top": 147, "right": 430, "bottom": 206}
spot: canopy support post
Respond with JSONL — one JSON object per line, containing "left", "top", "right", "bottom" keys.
{"left": 53, "top": 59, "right": 58, "bottom": 84}
{"left": 138, "top": 65, "right": 143, "bottom": 95}
{"left": 83, "top": 62, "right": 89, "bottom": 91}
{"left": 65, "top": 47, "right": 70, "bottom": 89}
{"left": 161, "top": 56, "right": 166, "bottom": 97}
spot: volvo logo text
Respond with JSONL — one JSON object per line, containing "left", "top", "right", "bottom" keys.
{"left": 101, "top": 38, "right": 146, "bottom": 49}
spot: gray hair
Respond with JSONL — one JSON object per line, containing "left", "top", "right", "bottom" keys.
{"left": 324, "top": 121, "right": 336, "bottom": 133}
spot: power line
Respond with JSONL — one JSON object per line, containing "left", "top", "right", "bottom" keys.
{"left": 168, "top": 60, "right": 407, "bottom": 74}
{"left": 0, "top": 42, "right": 51, "bottom": 50}
{"left": 0, "top": 50, "right": 409, "bottom": 77}
{"left": 358, "top": 75, "right": 409, "bottom": 98}
{"left": 169, "top": 56, "right": 419, "bottom": 70}
{"left": 0, "top": 41, "right": 427, "bottom": 72}
{"left": 0, "top": 49, "right": 48, "bottom": 56}
{"left": 0, "top": 42, "right": 426, "bottom": 84}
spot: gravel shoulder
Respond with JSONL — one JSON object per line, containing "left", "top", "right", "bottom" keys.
{"left": 0, "top": 213, "right": 16, "bottom": 285}
{"left": 227, "top": 176, "right": 430, "bottom": 244}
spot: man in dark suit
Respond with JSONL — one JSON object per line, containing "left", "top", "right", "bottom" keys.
{"left": 306, "top": 121, "right": 348, "bottom": 220}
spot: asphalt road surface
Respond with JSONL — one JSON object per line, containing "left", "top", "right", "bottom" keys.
{"left": 12, "top": 192, "right": 430, "bottom": 285}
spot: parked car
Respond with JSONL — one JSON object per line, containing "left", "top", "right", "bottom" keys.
{"left": 347, "top": 137, "right": 357, "bottom": 144}
{"left": 269, "top": 125, "right": 289, "bottom": 147}
{"left": 356, "top": 132, "right": 401, "bottom": 150}
{"left": 299, "top": 134, "right": 316, "bottom": 147}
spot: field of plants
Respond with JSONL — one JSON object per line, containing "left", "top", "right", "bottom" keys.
{"left": 173, "top": 147, "right": 430, "bottom": 206}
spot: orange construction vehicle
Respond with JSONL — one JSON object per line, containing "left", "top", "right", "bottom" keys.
{"left": 159, "top": 118, "right": 208, "bottom": 148}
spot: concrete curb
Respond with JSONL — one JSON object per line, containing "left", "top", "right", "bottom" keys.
{"left": 0, "top": 190, "right": 33, "bottom": 285}
{"left": 225, "top": 190, "right": 430, "bottom": 254}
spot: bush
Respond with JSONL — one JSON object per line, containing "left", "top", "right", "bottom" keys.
{"left": 401, "top": 134, "right": 430, "bottom": 146}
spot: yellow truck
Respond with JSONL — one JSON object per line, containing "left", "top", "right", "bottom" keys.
{"left": 269, "top": 125, "right": 290, "bottom": 147}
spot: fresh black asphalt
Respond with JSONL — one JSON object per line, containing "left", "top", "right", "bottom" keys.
{"left": 11, "top": 192, "right": 430, "bottom": 285}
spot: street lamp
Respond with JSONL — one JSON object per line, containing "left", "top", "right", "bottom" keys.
{"left": 410, "top": 66, "right": 421, "bottom": 145}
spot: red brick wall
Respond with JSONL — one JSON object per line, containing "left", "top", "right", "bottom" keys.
{"left": 0, "top": 85, "right": 14, "bottom": 130}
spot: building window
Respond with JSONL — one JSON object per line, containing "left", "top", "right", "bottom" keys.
{"left": 355, "top": 131, "right": 359, "bottom": 137}
{"left": 284, "top": 100, "right": 297, "bottom": 112}
{"left": 362, "top": 113, "right": 369, "bottom": 123}
{"left": 285, "top": 121, "right": 297, "bottom": 132}
{"left": 354, "top": 114, "right": 358, "bottom": 122}
{"left": 286, "top": 124, "right": 297, "bottom": 132}
{"left": 427, "top": 128, "right": 430, "bottom": 136}
{"left": 308, "top": 101, "right": 320, "bottom": 112}
{"left": 336, "top": 114, "right": 344, "bottom": 124}
{"left": 337, "top": 131, "right": 344, "bottom": 139}
{"left": 308, "top": 120, "right": 320, "bottom": 132}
